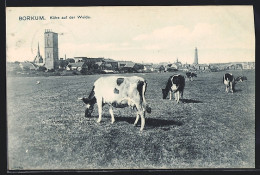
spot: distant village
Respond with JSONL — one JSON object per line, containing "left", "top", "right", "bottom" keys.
{"left": 7, "top": 30, "right": 255, "bottom": 76}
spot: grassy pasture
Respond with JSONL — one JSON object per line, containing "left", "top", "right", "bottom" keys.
{"left": 7, "top": 70, "right": 255, "bottom": 169}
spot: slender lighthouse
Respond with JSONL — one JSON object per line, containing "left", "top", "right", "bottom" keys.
{"left": 194, "top": 47, "right": 198, "bottom": 65}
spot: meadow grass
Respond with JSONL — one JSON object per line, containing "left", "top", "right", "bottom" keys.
{"left": 7, "top": 70, "right": 255, "bottom": 169}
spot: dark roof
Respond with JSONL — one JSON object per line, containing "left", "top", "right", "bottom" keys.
{"left": 124, "top": 63, "right": 135, "bottom": 68}
{"left": 104, "top": 63, "right": 112, "bottom": 67}
{"left": 6, "top": 62, "right": 20, "bottom": 70}
{"left": 194, "top": 64, "right": 209, "bottom": 67}
{"left": 95, "top": 62, "right": 103, "bottom": 66}
{"left": 73, "top": 57, "right": 104, "bottom": 62}
{"left": 143, "top": 64, "right": 153, "bottom": 67}
{"left": 118, "top": 61, "right": 134, "bottom": 64}
{"left": 103, "top": 59, "right": 118, "bottom": 63}
{"left": 68, "top": 62, "right": 85, "bottom": 67}
{"left": 152, "top": 64, "right": 165, "bottom": 69}
{"left": 19, "top": 62, "right": 37, "bottom": 69}
{"left": 198, "top": 64, "right": 209, "bottom": 67}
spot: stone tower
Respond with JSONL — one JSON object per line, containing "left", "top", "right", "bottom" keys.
{"left": 34, "top": 42, "right": 44, "bottom": 66}
{"left": 44, "top": 29, "right": 59, "bottom": 70}
{"left": 194, "top": 47, "right": 198, "bottom": 65}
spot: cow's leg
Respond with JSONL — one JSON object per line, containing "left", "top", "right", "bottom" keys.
{"left": 136, "top": 104, "right": 145, "bottom": 131}
{"left": 140, "top": 111, "right": 145, "bottom": 131}
{"left": 169, "top": 91, "right": 172, "bottom": 100}
{"left": 174, "top": 92, "right": 177, "bottom": 101}
{"left": 230, "top": 82, "right": 233, "bottom": 93}
{"left": 181, "top": 90, "right": 184, "bottom": 100}
{"left": 96, "top": 99, "right": 103, "bottom": 123}
{"left": 109, "top": 106, "right": 115, "bottom": 124}
{"left": 176, "top": 91, "right": 180, "bottom": 103}
{"left": 225, "top": 85, "right": 228, "bottom": 93}
{"left": 191, "top": 77, "right": 193, "bottom": 81}
{"left": 134, "top": 113, "right": 140, "bottom": 126}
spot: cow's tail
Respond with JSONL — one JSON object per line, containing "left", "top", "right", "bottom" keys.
{"left": 180, "top": 76, "right": 185, "bottom": 98}
{"left": 142, "top": 80, "right": 151, "bottom": 113}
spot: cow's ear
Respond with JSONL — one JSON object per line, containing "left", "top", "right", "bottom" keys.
{"left": 82, "top": 97, "right": 90, "bottom": 104}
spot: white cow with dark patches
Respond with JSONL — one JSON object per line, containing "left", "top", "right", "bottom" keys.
{"left": 162, "top": 74, "right": 185, "bottom": 103}
{"left": 223, "top": 73, "right": 236, "bottom": 93}
{"left": 236, "top": 76, "right": 247, "bottom": 82}
{"left": 186, "top": 72, "right": 197, "bottom": 81}
{"left": 79, "top": 76, "right": 151, "bottom": 131}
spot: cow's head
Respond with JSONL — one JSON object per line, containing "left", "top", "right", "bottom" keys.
{"left": 82, "top": 97, "right": 96, "bottom": 117}
{"left": 162, "top": 89, "right": 168, "bottom": 99}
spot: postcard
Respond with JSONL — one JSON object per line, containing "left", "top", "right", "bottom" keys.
{"left": 6, "top": 6, "right": 255, "bottom": 170}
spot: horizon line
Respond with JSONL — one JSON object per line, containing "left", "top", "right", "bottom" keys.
{"left": 6, "top": 59, "right": 255, "bottom": 65}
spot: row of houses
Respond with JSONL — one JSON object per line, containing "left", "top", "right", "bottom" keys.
{"left": 209, "top": 62, "right": 255, "bottom": 71}
{"left": 6, "top": 57, "right": 255, "bottom": 74}
{"left": 64, "top": 57, "right": 211, "bottom": 72}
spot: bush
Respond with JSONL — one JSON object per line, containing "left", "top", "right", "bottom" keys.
{"left": 167, "top": 68, "right": 178, "bottom": 72}
{"left": 86, "top": 69, "right": 104, "bottom": 75}
{"left": 53, "top": 72, "right": 61, "bottom": 76}
{"left": 47, "top": 69, "right": 55, "bottom": 72}
{"left": 72, "top": 70, "right": 80, "bottom": 75}
{"left": 38, "top": 66, "right": 47, "bottom": 72}
{"left": 80, "top": 68, "right": 88, "bottom": 75}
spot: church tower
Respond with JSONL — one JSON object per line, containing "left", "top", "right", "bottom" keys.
{"left": 194, "top": 47, "right": 198, "bottom": 65}
{"left": 44, "top": 29, "right": 59, "bottom": 70}
{"left": 34, "top": 42, "right": 44, "bottom": 66}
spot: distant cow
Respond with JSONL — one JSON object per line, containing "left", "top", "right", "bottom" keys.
{"left": 186, "top": 72, "right": 197, "bottom": 81}
{"left": 79, "top": 76, "right": 151, "bottom": 131}
{"left": 162, "top": 74, "right": 185, "bottom": 103}
{"left": 223, "top": 73, "right": 236, "bottom": 93}
{"left": 236, "top": 76, "right": 247, "bottom": 82}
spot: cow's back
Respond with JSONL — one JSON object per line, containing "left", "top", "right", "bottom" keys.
{"left": 94, "top": 76, "right": 144, "bottom": 103}
{"left": 223, "top": 73, "right": 234, "bottom": 85}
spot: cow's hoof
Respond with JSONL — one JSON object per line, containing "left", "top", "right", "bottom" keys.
{"left": 97, "top": 119, "right": 101, "bottom": 123}
{"left": 146, "top": 106, "right": 152, "bottom": 113}
{"left": 111, "top": 120, "right": 115, "bottom": 124}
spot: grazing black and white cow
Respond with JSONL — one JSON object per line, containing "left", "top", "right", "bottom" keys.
{"left": 223, "top": 73, "right": 236, "bottom": 93}
{"left": 79, "top": 76, "right": 151, "bottom": 131}
{"left": 236, "top": 76, "right": 247, "bottom": 82}
{"left": 162, "top": 74, "right": 185, "bottom": 103}
{"left": 186, "top": 72, "right": 197, "bottom": 81}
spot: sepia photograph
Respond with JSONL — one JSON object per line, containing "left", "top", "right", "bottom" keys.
{"left": 6, "top": 6, "right": 255, "bottom": 170}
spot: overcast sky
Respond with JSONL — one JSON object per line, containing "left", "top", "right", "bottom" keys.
{"left": 6, "top": 6, "right": 255, "bottom": 64}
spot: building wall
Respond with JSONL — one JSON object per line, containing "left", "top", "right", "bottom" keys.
{"left": 74, "top": 58, "right": 83, "bottom": 62}
{"left": 44, "top": 30, "right": 59, "bottom": 70}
